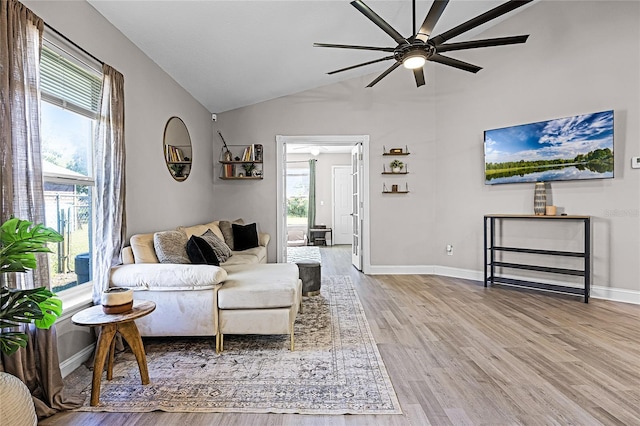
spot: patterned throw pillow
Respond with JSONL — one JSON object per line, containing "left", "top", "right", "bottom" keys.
{"left": 218, "top": 218, "right": 244, "bottom": 250}
{"left": 200, "top": 230, "right": 232, "bottom": 263}
{"left": 153, "top": 230, "right": 190, "bottom": 264}
{"left": 232, "top": 223, "right": 259, "bottom": 251}
{"left": 186, "top": 235, "right": 220, "bottom": 266}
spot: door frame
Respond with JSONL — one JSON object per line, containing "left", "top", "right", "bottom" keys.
{"left": 276, "top": 135, "right": 370, "bottom": 273}
{"left": 331, "top": 165, "right": 352, "bottom": 246}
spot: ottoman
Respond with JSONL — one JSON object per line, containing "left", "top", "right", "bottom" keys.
{"left": 297, "top": 261, "right": 321, "bottom": 296}
{"left": 216, "top": 263, "right": 302, "bottom": 352}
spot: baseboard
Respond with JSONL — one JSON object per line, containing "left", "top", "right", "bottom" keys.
{"left": 366, "top": 265, "right": 435, "bottom": 275}
{"left": 366, "top": 265, "right": 640, "bottom": 305}
{"left": 590, "top": 286, "right": 640, "bottom": 305}
{"left": 60, "top": 343, "right": 95, "bottom": 378}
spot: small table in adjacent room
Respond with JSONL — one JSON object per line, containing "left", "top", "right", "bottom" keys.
{"left": 297, "top": 261, "right": 322, "bottom": 296}
{"left": 309, "top": 227, "right": 333, "bottom": 246}
{"left": 71, "top": 300, "right": 156, "bottom": 406}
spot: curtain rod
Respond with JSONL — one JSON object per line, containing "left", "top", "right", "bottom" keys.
{"left": 45, "top": 23, "right": 104, "bottom": 66}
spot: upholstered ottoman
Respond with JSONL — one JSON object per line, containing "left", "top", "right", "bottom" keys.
{"left": 216, "top": 263, "right": 302, "bottom": 352}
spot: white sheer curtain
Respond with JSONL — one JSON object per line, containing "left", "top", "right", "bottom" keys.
{"left": 92, "top": 64, "right": 126, "bottom": 304}
{"left": 0, "top": 0, "right": 82, "bottom": 417}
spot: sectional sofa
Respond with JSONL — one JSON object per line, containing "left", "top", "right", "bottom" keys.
{"left": 109, "top": 220, "right": 302, "bottom": 351}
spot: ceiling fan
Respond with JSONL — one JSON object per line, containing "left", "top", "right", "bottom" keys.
{"left": 314, "top": 0, "right": 533, "bottom": 88}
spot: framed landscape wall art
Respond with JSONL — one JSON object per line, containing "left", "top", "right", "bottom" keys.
{"left": 484, "top": 110, "right": 614, "bottom": 185}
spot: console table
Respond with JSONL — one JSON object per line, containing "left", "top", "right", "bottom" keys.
{"left": 484, "top": 214, "right": 591, "bottom": 303}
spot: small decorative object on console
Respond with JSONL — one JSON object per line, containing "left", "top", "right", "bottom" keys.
{"left": 534, "top": 182, "right": 546, "bottom": 215}
{"left": 102, "top": 288, "right": 134, "bottom": 314}
{"left": 389, "top": 148, "right": 403, "bottom": 154}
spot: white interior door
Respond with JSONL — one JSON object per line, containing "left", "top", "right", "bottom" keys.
{"left": 351, "top": 144, "right": 363, "bottom": 270}
{"left": 332, "top": 166, "right": 352, "bottom": 245}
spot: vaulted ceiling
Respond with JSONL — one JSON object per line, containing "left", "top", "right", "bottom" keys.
{"left": 88, "top": 1, "right": 535, "bottom": 113}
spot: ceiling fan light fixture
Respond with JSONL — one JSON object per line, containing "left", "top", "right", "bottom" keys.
{"left": 310, "top": 147, "right": 320, "bottom": 156}
{"left": 402, "top": 51, "right": 427, "bottom": 69}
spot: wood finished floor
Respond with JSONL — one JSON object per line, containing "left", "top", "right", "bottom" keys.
{"left": 42, "top": 246, "right": 640, "bottom": 425}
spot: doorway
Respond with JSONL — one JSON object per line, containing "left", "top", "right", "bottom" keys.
{"left": 276, "top": 135, "right": 370, "bottom": 272}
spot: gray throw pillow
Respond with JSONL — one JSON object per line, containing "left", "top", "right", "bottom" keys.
{"left": 200, "top": 229, "right": 232, "bottom": 263}
{"left": 153, "top": 230, "right": 190, "bottom": 264}
{"left": 218, "top": 218, "right": 244, "bottom": 250}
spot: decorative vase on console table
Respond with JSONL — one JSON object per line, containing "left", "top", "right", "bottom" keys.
{"left": 534, "top": 182, "right": 547, "bottom": 215}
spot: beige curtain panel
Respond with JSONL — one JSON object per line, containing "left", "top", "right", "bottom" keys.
{"left": 0, "top": 0, "right": 82, "bottom": 418}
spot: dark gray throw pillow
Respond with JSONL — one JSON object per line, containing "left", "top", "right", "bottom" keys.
{"left": 200, "top": 229, "right": 232, "bottom": 263}
{"left": 232, "top": 222, "right": 259, "bottom": 251}
{"left": 186, "top": 235, "right": 220, "bottom": 266}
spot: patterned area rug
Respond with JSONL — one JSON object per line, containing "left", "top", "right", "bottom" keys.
{"left": 66, "top": 275, "right": 401, "bottom": 414}
{"left": 287, "top": 246, "right": 321, "bottom": 264}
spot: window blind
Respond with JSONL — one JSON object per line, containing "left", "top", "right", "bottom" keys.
{"left": 40, "top": 46, "right": 102, "bottom": 117}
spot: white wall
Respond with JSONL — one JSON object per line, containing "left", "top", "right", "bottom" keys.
{"left": 432, "top": 0, "right": 640, "bottom": 296}
{"left": 217, "top": 1, "right": 640, "bottom": 297}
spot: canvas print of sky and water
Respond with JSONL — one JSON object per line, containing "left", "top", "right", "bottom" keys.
{"left": 484, "top": 110, "right": 614, "bottom": 185}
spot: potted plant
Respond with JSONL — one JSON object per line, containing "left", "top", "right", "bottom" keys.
{"left": 390, "top": 159, "right": 404, "bottom": 173}
{"left": 0, "top": 218, "right": 63, "bottom": 356}
{"left": 242, "top": 163, "right": 256, "bottom": 176}
{"left": 0, "top": 218, "right": 64, "bottom": 423}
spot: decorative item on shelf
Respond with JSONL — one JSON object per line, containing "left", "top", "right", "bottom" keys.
{"left": 253, "top": 169, "right": 263, "bottom": 178}
{"left": 238, "top": 173, "right": 245, "bottom": 178}
{"left": 391, "top": 184, "right": 399, "bottom": 192}
{"left": 218, "top": 131, "right": 233, "bottom": 162}
{"left": 390, "top": 159, "right": 404, "bottom": 173}
{"left": 242, "top": 163, "right": 256, "bottom": 176}
{"left": 170, "top": 163, "right": 186, "bottom": 178}
{"left": 546, "top": 205, "right": 557, "bottom": 216}
{"left": 101, "top": 288, "right": 134, "bottom": 314}
{"left": 534, "top": 182, "right": 547, "bottom": 215}
{"left": 383, "top": 145, "right": 410, "bottom": 155}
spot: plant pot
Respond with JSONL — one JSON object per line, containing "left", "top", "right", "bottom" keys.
{"left": 392, "top": 167, "right": 401, "bottom": 173}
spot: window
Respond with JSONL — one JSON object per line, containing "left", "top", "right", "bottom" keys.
{"left": 40, "top": 36, "right": 102, "bottom": 293}
{"left": 286, "top": 165, "right": 310, "bottom": 225}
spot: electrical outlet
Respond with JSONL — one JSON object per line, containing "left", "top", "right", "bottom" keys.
{"left": 446, "top": 244, "right": 453, "bottom": 256}
{"left": 632, "top": 157, "right": 640, "bottom": 169}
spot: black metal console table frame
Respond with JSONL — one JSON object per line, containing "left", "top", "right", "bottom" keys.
{"left": 484, "top": 214, "right": 591, "bottom": 303}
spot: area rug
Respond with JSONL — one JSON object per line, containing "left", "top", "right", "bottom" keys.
{"left": 287, "top": 245, "right": 321, "bottom": 264}
{"left": 66, "top": 275, "right": 401, "bottom": 415}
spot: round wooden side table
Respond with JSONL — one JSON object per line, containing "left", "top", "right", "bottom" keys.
{"left": 72, "top": 300, "right": 156, "bottom": 406}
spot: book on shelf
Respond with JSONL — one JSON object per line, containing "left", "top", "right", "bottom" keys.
{"left": 238, "top": 144, "right": 263, "bottom": 162}
{"left": 165, "top": 145, "right": 185, "bottom": 162}
{"left": 223, "top": 163, "right": 235, "bottom": 177}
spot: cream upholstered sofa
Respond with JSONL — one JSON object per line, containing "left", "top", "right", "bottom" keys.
{"left": 109, "top": 220, "right": 302, "bottom": 351}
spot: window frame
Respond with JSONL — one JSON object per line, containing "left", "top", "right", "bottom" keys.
{"left": 40, "top": 30, "right": 102, "bottom": 299}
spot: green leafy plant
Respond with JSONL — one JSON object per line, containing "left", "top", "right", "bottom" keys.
{"left": 242, "top": 163, "right": 256, "bottom": 175}
{"left": 390, "top": 159, "right": 404, "bottom": 170}
{"left": 0, "top": 218, "right": 64, "bottom": 355}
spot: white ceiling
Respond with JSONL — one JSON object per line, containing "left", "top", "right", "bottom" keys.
{"left": 87, "top": 1, "right": 534, "bottom": 113}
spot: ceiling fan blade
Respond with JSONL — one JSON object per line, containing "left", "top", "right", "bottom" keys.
{"left": 314, "top": 43, "right": 395, "bottom": 53}
{"left": 351, "top": 0, "right": 408, "bottom": 45}
{"left": 430, "top": 0, "right": 533, "bottom": 46}
{"left": 366, "top": 61, "right": 402, "bottom": 87}
{"left": 327, "top": 56, "right": 395, "bottom": 75}
{"left": 413, "top": 68, "right": 426, "bottom": 87}
{"left": 415, "top": 0, "right": 449, "bottom": 42}
{"left": 437, "top": 35, "right": 529, "bottom": 52}
{"left": 429, "top": 54, "right": 482, "bottom": 73}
